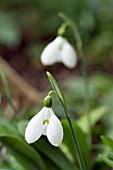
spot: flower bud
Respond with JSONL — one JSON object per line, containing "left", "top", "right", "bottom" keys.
{"left": 44, "top": 96, "right": 52, "bottom": 108}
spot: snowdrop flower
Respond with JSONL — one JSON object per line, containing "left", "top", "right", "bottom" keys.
{"left": 25, "top": 96, "right": 63, "bottom": 147}
{"left": 41, "top": 36, "right": 77, "bottom": 69}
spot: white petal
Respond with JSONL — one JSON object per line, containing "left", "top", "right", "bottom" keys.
{"left": 41, "top": 43, "right": 60, "bottom": 65}
{"left": 47, "top": 115, "right": 63, "bottom": 147}
{"left": 42, "top": 123, "right": 48, "bottom": 136}
{"left": 53, "top": 36, "right": 67, "bottom": 47}
{"left": 41, "top": 36, "right": 67, "bottom": 66}
{"left": 25, "top": 107, "right": 45, "bottom": 144}
{"left": 61, "top": 42, "right": 77, "bottom": 69}
{"left": 42, "top": 107, "right": 54, "bottom": 135}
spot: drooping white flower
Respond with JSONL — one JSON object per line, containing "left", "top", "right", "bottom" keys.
{"left": 41, "top": 36, "right": 77, "bottom": 69}
{"left": 25, "top": 96, "right": 63, "bottom": 147}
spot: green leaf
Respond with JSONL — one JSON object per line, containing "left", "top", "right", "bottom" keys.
{"left": 61, "top": 120, "right": 90, "bottom": 170}
{"left": 99, "top": 153, "right": 113, "bottom": 168}
{"left": 0, "top": 119, "right": 45, "bottom": 170}
{"left": 0, "top": 118, "right": 18, "bottom": 135}
{"left": 34, "top": 138, "right": 77, "bottom": 170}
{"left": 77, "top": 106, "right": 108, "bottom": 134}
{"left": 101, "top": 136, "right": 113, "bottom": 150}
{"left": 0, "top": 68, "right": 16, "bottom": 113}
{"left": 0, "top": 68, "right": 12, "bottom": 102}
{"left": 7, "top": 152, "right": 35, "bottom": 170}
{"left": 0, "top": 134, "right": 45, "bottom": 170}
{"left": 47, "top": 72, "right": 67, "bottom": 111}
{"left": 17, "top": 120, "right": 28, "bottom": 137}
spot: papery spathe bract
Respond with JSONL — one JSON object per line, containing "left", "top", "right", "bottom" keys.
{"left": 41, "top": 36, "right": 77, "bottom": 69}
{"left": 25, "top": 106, "right": 63, "bottom": 147}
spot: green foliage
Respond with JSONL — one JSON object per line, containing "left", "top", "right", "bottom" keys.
{"left": 77, "top": 106, "right": 108, "bottom": 134}
{"left": 0, "top": 13, "right": 20, "bottom": 47}
{"left": 0, "top": 118, "right": 45, "bottom": 170}
{"left": 64, "top": 73, "right": 112, "bottom": 115}
{"left": 0, "top": 136, "right": 45, "bottom": 170}
{"left": 0, "top": 68, "right": 16, "bottom": 114}
{"left": 0, "top": 117, "right": 78, "bottom": 170}
{"left": 0, "top": 169, "right": 15, "bottom": 170}
{"left": 99, "top": 136, "right": 113, "bottom": 168}
{"left": 34, "top": 138, "right": 76, "bottom": 170}
{"left": 62, "top": 120, "right": 90, "bottom": 170}
{"left": 1, "top": 71, "right": 113, "bottom": 169}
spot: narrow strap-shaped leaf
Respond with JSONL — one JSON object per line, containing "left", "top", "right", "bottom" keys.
{"left": 0, "top": 68, "right": 16, "bottom": 113}
{"left": 0, "top": 134, "right": 45, "bottom": 170}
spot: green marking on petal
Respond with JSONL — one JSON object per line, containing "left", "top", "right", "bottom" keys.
{"left": 43, "top": 119, "right": 49, "bottom": 125}
{"left": 59, "top": 46, "right": 63, "bottom": 50}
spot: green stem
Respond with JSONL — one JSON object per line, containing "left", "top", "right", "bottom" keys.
{"left": 58, "top": 12, "right": 91, "bottom": 145}
{"left": 47, "top": 72, "right": 86, "bottom": 170}
{"left": 64, "top": 107, "right": 86, "bottom": 170}
{"left": 48, "top": 90, "right": 56, "bottom": 96}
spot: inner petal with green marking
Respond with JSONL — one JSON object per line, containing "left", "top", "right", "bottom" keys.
{"left": 43, "top": 119, "right": 49, "bottom": 125}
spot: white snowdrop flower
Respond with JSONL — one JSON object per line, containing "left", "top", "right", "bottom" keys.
{"left": 41, "top": 36, "right": 77, "bottom": 69}
{"left": 25, "top": 96, "right": 63, "bottom": 147}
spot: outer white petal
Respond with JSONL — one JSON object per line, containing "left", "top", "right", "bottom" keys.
{"left": 47, "top": 115, "right": 63, "bottom": 147}
{"left": 25, "top": 107, "right": 45, "bottom": 144}
{"left": 41, "top": 42, "right": 60, "bottom": 65}
{"left": 61, "top": 42, "right": 77, "bottom": 69}
{"left": 41, "top": 36, "right": 67, "bottom": 66}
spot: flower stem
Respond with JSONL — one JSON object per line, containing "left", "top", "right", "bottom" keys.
{"left": 47, "top": 72, "right": 86, "bottom": 170}
{"left": 58, "top": 12, "right": 91, "bottom": 145}
{"left": 48, "top": 90, "right": 56, "bottom": 96}
{"left": 64, "top": 107, "right": 86, "bottom": 170}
